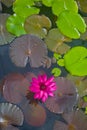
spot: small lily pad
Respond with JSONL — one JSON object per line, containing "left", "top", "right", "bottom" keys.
{"left": 57, "top": 59, "right": 65, "bottom": 66}
{"left": 51, "top": 68, "right": 61, "bottom": 77}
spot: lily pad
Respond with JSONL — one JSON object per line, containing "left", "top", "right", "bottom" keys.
{"left": 9, "top": 34, "right": 48, "bottom": 67}
{"left": 45, "top": 77, "right": 78, "bottom": 113}
{"left": 24, "top": 14, "right": 51, "bottom": 38}
{"left": 51, "top": 68, "right": 61, "bottom": 77}
{"left": 42, "top": 0, "right": 54, "bottom": 7}
{"left": 76, "top": 0, "right": 87, "bottom": 13}
{"left": 1, "top": 0, "right": 15, "bottom": 7}
{"left": 13, "top": 0, "right": 40, "bottom": 18}
{"left": 21, "top": 101, "right": 46, "bottom": 126}
{"left": 53, "top": 110, "right": 87, "bottom": 130}
{"left": 0, "top": 13, "right": 15, "bottom": 45}
{"left": 64, "top": 46, "right": 87, "bottom": 76}
{"left": 6, "top": 14, "right": 26, "bottom": 36}
{"left": 3, "top": 73, "right": 29, "bottom": 104}
{"left": 45, "top": 28, "right": 71, "bottom": 53}
{"left": 56, "top": 10, "right": 86, "bottom": 39}
{"left": 0, "top": 102, "right": 24, "bottom": 126}
{"left": 67, "top": 74, "right": 87, "bottom": 97}
{"left": 52, "top": 0, "right": 78, "bottom": 16}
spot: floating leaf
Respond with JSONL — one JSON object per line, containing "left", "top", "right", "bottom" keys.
{"left": 54, "top": 110, "right": 87, "bottom": 130}
{"left": 45, "top": 28, "right": 71, "bottom": 52}
{"left": 9, "top": 34, "right": 48, "bottom": 67}
{"left": 1, "top": 125, "right": 20, "bottom": 130}
{"left": 84, "top": 96, "right": 87, "bottom": 102}
{"left": 21, "top": 101, "right": 46, "bottom": 126}
{"left": 56, "top": 43, "right": 71, "bottom": 55}
{"left": 64, "top": 46, "right": 87, "bottom": 76}
{"left": 53, "top": 53, "right": 62, "bottom": 60}
{"left": 6, "top": 14, "right": 26, "bottom": 36}
{"left": 76, "top": 0, "right": 87, "bottom": 13}
{"left": 0, "top": 14, "right": 15, "bottom": 45}
{"left": 45, "top": 77, "right": 78, "bottom": 113}
{"left": 56, "top": 11, "right": 86, "bottom": 39}
{"left": 3, "top": 73, "right": 29, "bottom": 104}
{"left": 0, "top": 103, "right": 24, "bottom": 126}
{"left": 1, "top": 0, "right": 15, "bottom": 7}
{"left": 57, "top": 59, "right": 64, "bottom": 66}
{"left": 53, "top": 120, "right": 68, "bottom": 130}
{"left": 42, "top": 0, "right": 54, "bottom": 7}
{"left": 13, "top": 0, "right": 40, "bottom": 18}
{"left": 52, "top": 0, "right": 78, "bottom": 16}
{"left": 51, "top": 68, "right": 61, "bottom": 77}
{"left": 67, "top": 74, "right": 87, "bottom": 97}
{"left": 24, "top": 14, "right": 51, "bottom": 38}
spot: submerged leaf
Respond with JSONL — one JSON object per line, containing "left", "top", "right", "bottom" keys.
{"left": 9, "top": 34, "right": 48, "bottom": 67}
{"left": 76, "top": 0, "right": 87, "bottom": 13}
{"left": 24, "top": 15, "right": 51, "bottom": 38}
{"left": 67, "top": 74, "right": 87, "bottom": 97}
{"left": 1, "top": 0, "right": 15, "bottom": 7}
{"left": 56, "top": 11, "right": 86, "bottom": 39}
{"left": 64, "top": 46, "right": 87, "bottom": 76}
{"left": 45, "top": 28, "right": 71, "bottom": 53}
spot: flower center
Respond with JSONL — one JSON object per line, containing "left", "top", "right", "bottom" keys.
{"left": 40, "top": 84, "right": 46, "bottom": 90}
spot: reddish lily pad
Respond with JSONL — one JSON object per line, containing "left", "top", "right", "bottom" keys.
{"left": 9, "top": 34, "right": 48, "bottom": 67}
{"left": 3, "top": 73, "right": 29, "bottom": 104}
{"left": 45, "top": 77, "right": 78, "bottom": 113}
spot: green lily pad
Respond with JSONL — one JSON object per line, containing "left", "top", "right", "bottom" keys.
{"left": 57, "top": 59, "right": 65, "bottom": 66}
{"left": 51, "top": 67, "right": 61, "bottom": 77}
{"left": 56, "top": 11, "right": 86, "bottom": 39}
{"left": 83, "top": 96, "right": 87, "bottom": 102}
{"left": 53, "top": 53, "right": 62, "bottom": 60}
{"left": 42, "top": 0, "right": 54, "bottom": 7}
{"left": 64, "top": 46, "right": 87, "bottom": 76}
{"left": 6, "top": 14, "right": 26, "bottom": 36}
{"left": 52, "top": 0, "right": 78, "bottom": 16}
{"left": 13, "top": 0, "right": 40, "bottom": 18}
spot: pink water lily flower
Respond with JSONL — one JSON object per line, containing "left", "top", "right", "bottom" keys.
{"left": 29, "top": 74, "right": 57, "bottom": 102}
